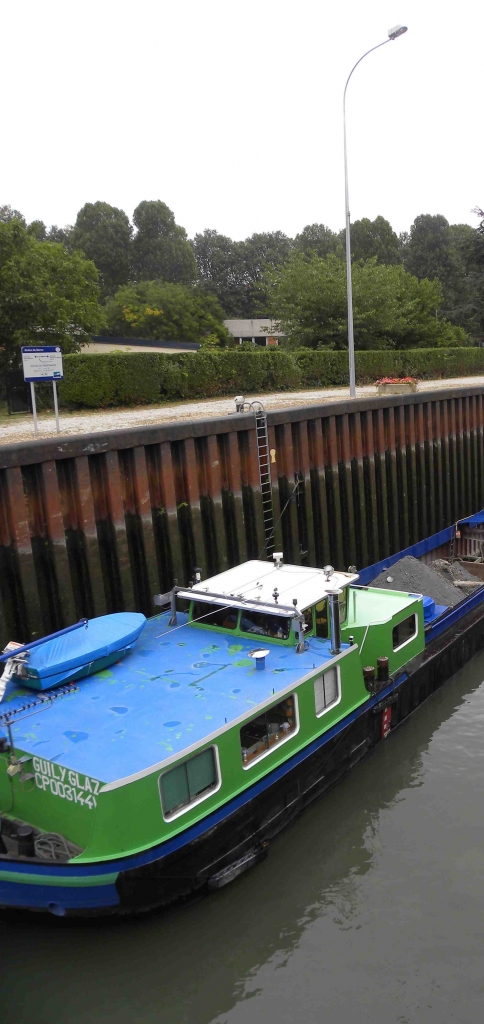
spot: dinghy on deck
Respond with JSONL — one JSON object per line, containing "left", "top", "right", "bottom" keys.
{"left": 11, "top": 612, "right": 146, "bottom": 691}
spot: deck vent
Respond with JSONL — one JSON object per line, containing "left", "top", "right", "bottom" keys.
{"left": 249, "top": 648, "right": 270, "bottom": 671}
{"left": 323, "top": 565, "right": 334, "bottom": 581}
{"left": 273, "top": 552, "right": 283, "bottom": 567}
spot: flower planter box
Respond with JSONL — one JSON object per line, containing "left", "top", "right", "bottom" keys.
{"left": 377, "top": 382, "right": 418, "bottom": 395}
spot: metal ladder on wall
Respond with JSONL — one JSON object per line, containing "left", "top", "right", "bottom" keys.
{"left": 236, "top": 399, "right": 275, "bottom": 558}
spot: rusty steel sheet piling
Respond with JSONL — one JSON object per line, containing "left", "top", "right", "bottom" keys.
{"left": 0, "top": 386, "right": 484, "bottom": 648}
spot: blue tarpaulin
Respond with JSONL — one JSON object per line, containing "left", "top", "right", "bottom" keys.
{"left": 24, "top": 612, "right": 146, "bottom": 689}
{"left": 458, "top": 511, "right": 484, "bottom": 526}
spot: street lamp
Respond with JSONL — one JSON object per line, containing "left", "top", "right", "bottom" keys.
{"left": 344, "top": 25, "right": 408, "bottom": 398}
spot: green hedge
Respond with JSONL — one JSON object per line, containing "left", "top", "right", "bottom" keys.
{"left": 59, "top": 350, "right": 301, "bottom": 408}
{"left": 54, "top": 347, "right": 484, "bottom": 409}
{"left": 296, "top": 348, "right": 484, "bottom": 387}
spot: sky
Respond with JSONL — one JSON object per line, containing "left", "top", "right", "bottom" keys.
{"left": 2, "top": 0, "right": 483, "bottom": 242}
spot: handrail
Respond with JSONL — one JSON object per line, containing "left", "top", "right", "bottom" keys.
{"left": 174, "top": 586, "right": 303, "bottom": 620}
{"left": 0, "top": 619, "right": 88, "bottom": 665}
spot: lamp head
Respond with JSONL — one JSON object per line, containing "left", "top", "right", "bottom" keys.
{"left": 388, "top": 25, "right": 408, "bottom": 39}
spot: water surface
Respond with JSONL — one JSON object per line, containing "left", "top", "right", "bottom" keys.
{"left": 3, "top": 652, "right": 484, "bottom": 1024}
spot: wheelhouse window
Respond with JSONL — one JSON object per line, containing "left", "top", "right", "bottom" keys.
{"left": 239, "top": 611, "right": 290, "bottom": 640}
{"left": 392, "top": 614, "right": 417, "bottom": 651}
{"left": 315, "top": 600, "right": 329, "bottom": 638}
{"left": 302, "top": 608, "right": 314, "bottom": 635}
{"left": 314, "top": 666, "right": 340, "bottom": 716}
{"left": 314, "top": 591, "right": 347, "bottom": 639}
{"left": 240, "top": 695, "right": 297, "bottom": 766}
{"left": 160, "top": 747, "right": 218, "bottom": 819}
{"left": 191, "top": 602, "right": 237, "bottom": 630}
{"left": 313, "top": 598, "right": 327, "bottom": 634}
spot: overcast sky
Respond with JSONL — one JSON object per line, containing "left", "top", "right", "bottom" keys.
{"left": 2, "top": 0, "right": 482, "bottom": 241}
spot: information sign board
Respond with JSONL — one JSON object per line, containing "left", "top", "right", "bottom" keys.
{"left": 21, "top": 346, "right": 64, "bottom": 382}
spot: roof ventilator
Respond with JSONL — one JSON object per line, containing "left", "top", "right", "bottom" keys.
{"left": 249, "top": 649, "right": 270, "bottom": 671}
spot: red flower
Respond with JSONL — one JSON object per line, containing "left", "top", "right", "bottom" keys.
{"left": 376, "top": 376, "right": 417, "bottom": 385}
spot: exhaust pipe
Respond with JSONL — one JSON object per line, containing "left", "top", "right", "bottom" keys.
{"left": 327, "top": 589, "right": 342, "bottom": 655}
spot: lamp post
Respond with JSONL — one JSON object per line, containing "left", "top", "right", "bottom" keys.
{"left": 344, "top": 25, "right": 408, "bottom": 398}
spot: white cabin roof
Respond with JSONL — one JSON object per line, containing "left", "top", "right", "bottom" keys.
{"left": 187, "top": 560, "right": 359, "bottom": 616}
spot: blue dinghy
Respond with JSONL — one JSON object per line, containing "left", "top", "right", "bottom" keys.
{"left": 21, "top": 612, "right": 146, "bottom": 691}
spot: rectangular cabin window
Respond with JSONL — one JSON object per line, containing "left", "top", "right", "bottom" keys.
{"left": 315, "top": 600, "right": 329, "bottom": 638}
{"left": 160, "top": 747, "right": 218, "bottom": 818}
{"left": 314, "top": 666, "right": 340, "bottom": 716}
{"left": 315, "top": 592, "right": 347, "bottom": 637}
{"left": 241, "top": 695, "right": 297, "bottom": 766}
{"left": 302, "top": 608, "right": 314, "bottom": 635}
{"left": 191, "top": 602, "right": 237, "bottom": 630}
{"left": 392, "top": 614, "right": 417, "bottom": 651}
{"left": 239, "top": 610, "right": 290, "bottom": 640}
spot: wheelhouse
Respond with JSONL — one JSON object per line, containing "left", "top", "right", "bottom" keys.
{"left": 183, "top": 556, "right": 359, "bottom": 648}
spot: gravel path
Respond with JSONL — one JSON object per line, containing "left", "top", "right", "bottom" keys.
{"left": 2, "top": 375, "right": 484, "bottom": 445}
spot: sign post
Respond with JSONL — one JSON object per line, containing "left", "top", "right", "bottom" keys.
{"left": 52, "top": 380, "right": 60, "bottom": 433}
{"left": 21, "top": 347, "right": 64, "bottom": 436}
{"left": 30, "top": 381, "right": 39, "bottom": 437}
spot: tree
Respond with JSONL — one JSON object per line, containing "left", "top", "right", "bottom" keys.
{"left": 340, "top": 216, "right": 402, "bottom": 264}
{"left": 440, "top": 223, "right": 478, "bottom": 329}
{"left": 192, "top": 228, "right": 294, "bottom": 317}
{"left": 403, "top": 214, "right": 455, "bottom": 282}
{"left": 47, "top": 225, "right": 73, "bottom": 246}
{"left": 295, "top": 223, "right": 341, "bottom": 259}
{"left": 0, "top": 205, "right": 26, "bottom": 226}
{"left": 403, "top": 213, "right": 481, "bottom": 333}
{"left": 0, "top": 221, "right": 105, "bottom": 369}
{"left": 238, "top": 230, "right": 293, "bottom": 315}
{"left": 27, "top": 220, "right": 47, "bottom": 241}
{"left": 105, "top": 280, "right": 231, "bottom": 346}
{"left": 71, "top": 202, "right": 132, "bottom": 299}
{"left": 131, "top": 201, "right": 196, "bottom": 284}
{"left": 461, "top": 208, "right": 484, "bottom": 336}
{"left": 266, "top": 253, "right": 467, "bottom": 350}
{"left": 192, "top": 229, "right": 246, "bottom": 316}
{"left": 462, "top": 209, "right": 484, "bottom": 272}
{"left": 242, "top": 230, "right": 293, "bottom": 278}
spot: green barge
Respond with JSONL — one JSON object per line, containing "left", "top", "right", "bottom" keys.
{"left": 0, "top": 551, "right": 482, "bottom": 916}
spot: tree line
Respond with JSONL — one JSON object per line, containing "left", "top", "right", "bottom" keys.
{"left": 0, "top": 200, "right": 483, "bottom": 362}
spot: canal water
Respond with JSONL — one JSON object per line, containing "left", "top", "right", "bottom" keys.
{"left": 3, "top": 652, "right": 484, "bottom": 1024}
